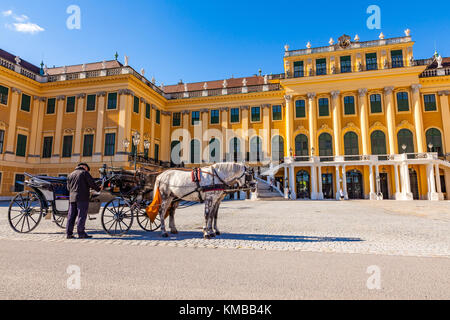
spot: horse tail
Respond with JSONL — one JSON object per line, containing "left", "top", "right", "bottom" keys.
{"left": 146, "top": 184, "right": 162, "bottom": 223}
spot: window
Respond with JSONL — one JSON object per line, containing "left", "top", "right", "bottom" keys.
{"left": 397, "top": 92, "right": 409, "bottom": 112}
{"left": 295, "top": 134, "right": 308, "bottom": 157}
{"left": 42, "top": 136, "right": 53, "bottom": 158}
{"left": 86, "top": 94, "right": 96, "bottom": 111}
{"left": 104, "top": 133, "right": 116, "bottom": 156}
{"left": 391, "top": 50, "right": 403, "bottom": 68}
{"left": 172, "top": 112, "right": 181, "bottom": 126}
{"left": 316, "top": 58, "right": 327, "bottom": 75}
{"left": 210, "top": 110, "right": 220, "bottom": 124}
{"left": 424, "top": 94, "right": 437, "bottom": 111}
{"left": 209, "top": 138, "right": 220, "bottom": 163}
{"left": 370, "top": 94, "right": 382, "bottom": 113}
{"left": 83, "top": 134, "right": 94, "bottom": 157}
{"left": 62, "top": 136, "right": 73, "bottom": 158}
{"left": 133, "top": 96, "right": 139, "bottom": 113}
{"left": 294, "top": 61, "right": 304, "bottom": 78}
{"left": 14, "top": 174, "right": 25, "bottom": 192}
{"left": 16, "top": 134, "right": 27, "bottom": 157}
{"left": 250, "top": 136, "right": 263, "bottom": 162}
{"left": 295, "top": 100, "right": 306, "bottom": 118}
{"left": 145, "top": 103, "right": 151, "bottom": 119}
{"left": 230, "top": 138, "right": 241, "bottom": 162}
{"left": 251, "top": 107, "right": 261, "bottom": 122}
{"left": 271, "top": 135, "right": 284, "bottom": 161}
{"left": 0, "top": 85, "right": 9, "bottom": 105}
{"left": 154, "top": 144, "right": 159, "bottom": 161}
{"left": 107, "top": 93, "right": 117, "bottom": 110}
{"left": 344, "top": 132, "right": 359, "bottom": 156}
{"left": 318, "top": 98, "right": 329, "bottom": 117}
{"left": 191, "top": 111, "right": 200, "bottom": 125}
{"left": 0, "top": 129, "right": 4, "bottom": 154}
{"left": 156, "top": 109, "right": 160, "bottom": 124}
{"left": 170, "top": 141, "right": 181, "bottom": 164}
{"left": 230, "top": 108, "right": 240, "bottom": 123}
{"left": 371, "top": 131, "right": 387, "bottom": 155}
{"left": 190, "top": 139, "right": 200, "bottom": 163}
{"left": 47, "top": 98, "right": 56, "bottom": 114}
{"left": 272, "top": 105, "right": 282, "bottom": 120}
{"left": 318, "top": 133, "right": 333, "bottom": 158}
{"left": 66, "top": 96, "right": 76, "bottom": 113}
{"left": 344, "top": 96, "right": 355, "bottom": 115}
{"left": 366, "top": 53, "right": 377, "bottom": 70}
{"left": 21, "top": 94, "right": 31, "bottom": 112}
{"left": 426, "top": 128, "right": 443, "bottom": 156}
{"left": 397, "top": 129, "right": 414, "bottom": 154}
{"left": 340, "top": 56, "right": 352, "bottom": 73}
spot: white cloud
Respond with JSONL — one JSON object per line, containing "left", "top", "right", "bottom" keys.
{"left": 2, "top": 10, "right": 44, "bottom": 34}
{"left": 9, "top": 22, "right": 45, "bottom": 34}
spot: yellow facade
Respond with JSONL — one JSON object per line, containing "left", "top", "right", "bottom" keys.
{"left": 1, "top": 33, "right": 450, "bottom": 201}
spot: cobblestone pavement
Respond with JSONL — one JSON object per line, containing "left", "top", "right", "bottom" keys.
{"left": 1, "top": 200, "right": 449, "bottom": 258}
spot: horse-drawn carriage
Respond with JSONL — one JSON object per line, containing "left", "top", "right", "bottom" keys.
{"left": 7, "top": 165, "right": 161, "bottom": 236}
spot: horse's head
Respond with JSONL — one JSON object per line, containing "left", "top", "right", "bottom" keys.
{"left": 235, "top": 165, "right": 256, "bottom": 192}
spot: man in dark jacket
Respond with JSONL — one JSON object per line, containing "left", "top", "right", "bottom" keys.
{"left": 66, "top": 163, "right": 101, "bottom": 239}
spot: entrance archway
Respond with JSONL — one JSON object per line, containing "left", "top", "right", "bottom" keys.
{"left": 409, "top": 169, "right": 419, "bottom": 200}
{"left": 346, "top": 170, "right": 364, "bottom": 199}
{"left": 296, "top": 170, "right": 310, "bottom": 199}
{"left": 322, "top": 173, "right": 334, "bottom": 199}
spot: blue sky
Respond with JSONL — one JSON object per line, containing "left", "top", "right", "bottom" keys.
{"left": 1, "top": 0, "right": 449, "bottom": 85}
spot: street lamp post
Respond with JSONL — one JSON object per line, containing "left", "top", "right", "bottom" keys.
{"left": 144, "top": 140, "right": 151, "bottom": 159}
{"left": 132, "top": 132, "right": 141, "bottom": 171}
{"left": 428, "top": 143, "right": 434, "bottom": 153}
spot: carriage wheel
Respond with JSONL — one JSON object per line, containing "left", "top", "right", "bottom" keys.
{"left": 101, "top": 198, "right": 134, "bottom": 236}
{"left": 136, "top": 201, "right": 161, "bottom": 232}
{"left": 53, "top": 212, "right": 67, "bottom": 229}
{"left": 8, "top": 191, "right": 43, "bottom": 233}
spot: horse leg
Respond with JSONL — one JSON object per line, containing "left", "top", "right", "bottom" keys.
{"left": 169, "top": 203, "right": 179, "bottom": 234}
{"left": 159, "top": 197, "right": 172, "bottom": 238}
{"left": 212, "top": 201, "right": 221, "bottom": 236}
{"left": 203, "top": 196, "right": 213, "bottom": 239}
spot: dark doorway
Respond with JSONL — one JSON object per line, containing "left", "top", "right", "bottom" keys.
{"left": 409, "top": 169, "right": 419, "bottom": 200}
{"left": 379, "top": 173, "right": 389, "bottom": 200}
{"left": 347, "top": 170, "right": 364, "bottom": 199}
{"left": 296, "top": 170, "right": 310, "bottom": 199}
{"left": 322, "top": 173, "right": 334, "bottom": 199}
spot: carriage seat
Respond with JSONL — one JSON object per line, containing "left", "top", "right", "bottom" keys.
{"left": 36, "top": 176, "right": 69, "bottom": 198}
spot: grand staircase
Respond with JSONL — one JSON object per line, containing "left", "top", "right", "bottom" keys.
{"left": 255, "top": 178, "right": 285, "bottom": 200}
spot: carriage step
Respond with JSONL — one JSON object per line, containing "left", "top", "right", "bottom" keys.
{"left": 88, "top": 217, "right": 97, "bottom": 221}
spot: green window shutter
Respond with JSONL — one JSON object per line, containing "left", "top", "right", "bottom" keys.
{"left": 370, "top": 94, "right": 382, "bottom": 113}
{"left": 14, "top": 174, "right": 25, "bottom": 192}
{"left": 21, "top": 94, "right": 31, "bottom": 112}
{"left": 272, "top": 105, "right": 282, "bottom": 120}
{"left": 424, "top": 94, "right": 437, "bottom": 111}
{"left": 172, "top": 112, "right": 181, "bottom": 126}
{"left": 146, "top": 103, "right": 151, "bottom": 119}
{"left": 397, "top": 92, "right": 409, "bottom": 112}
{"left": 340, "top": 56, "right": 352, "bottom": 73}
{"left": 47, "top": 98, "right": 56, "bottom": 114}
{"left": 86, "top": 95, "right": 96, "bottom": 111}
{"left": 293, "top": 61, "right": 304, "bottom": 77}
{"left": 344, "top": 96, "right": 355, "bottom": 115}
{"left": 104, "top": 133, "right": 116, "bottom": 156}
{"left": 66, "top": 96, "right": 76, "bottom": 113}
{"left": 156, "top": 109, "right": 160, "bottom": 124}
{"left": 318, "top": 98, "right": 329, "bottom": 117}
{"left": 316, "top": 58, "right": 327, "bottom": 75}
{"left": 366, "top": 53, "right": 377, "bottom": 70}
{"left": 295, "top": 100, "right": 306, "bottom": 118}
{"left": 42, "top": 136, "right": 53, "bottom": 158}
{"left": 0, "top": 130, "right": 4, "bottom": 154}
{"left": 0, "top": 85, "right": 9, "bottom": 105}
{"left": 230, "top": 108, "right": 240, "bottom": 123}
{"left": 391, "top": 50, "right": 403, "bottom": 68}
{"left": 210, "top": 110, "right": 219, "bottom": 124}
{"left": 16, "top": 134, "right": 27, "bottom": 157}
{"left": 62, "top": 136, "right": 73, "bottom": 157}
{"left": 251, "top": 107, "right": 260, "bottom": 122}
{"left": 107, "top": 93, "right": 117, "bottom": 109}
{"left": 133, "top": 96, "right": 140, "bottom": 113}
{"left": 191, "top": 111, "right": 200, "bottom": 125}
{"left": 83, "top": 134, "right": 94, "bottom": 157}
{"left": 154, "top": 144, "right": 159, "bottom": 160}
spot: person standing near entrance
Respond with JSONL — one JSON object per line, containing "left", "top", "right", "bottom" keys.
{"left": 66, "top": 163, "right": 101, "bottom": 239}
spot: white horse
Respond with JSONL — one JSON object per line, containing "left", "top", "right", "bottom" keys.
{"left": 150, "top": 163, "right": 254, "bottom": 239}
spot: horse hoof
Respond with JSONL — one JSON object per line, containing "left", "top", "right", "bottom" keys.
{"left": 162, "top": 233, "right": 169, "bottom": 238}
{"left": 209, "top": 233, "right": 216, "bottom": 238}
{"left": 204, "top": 235, "right": 210, "bottom": 240}
{"left": 215, "top": 231, "right": 221, "bottom": 236}
{"left": 170, "top": 230, "right": 178, "bottom": 235}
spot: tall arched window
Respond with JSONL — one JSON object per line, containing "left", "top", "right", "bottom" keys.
{"left": 170, "top": 140, "right": 181, "bottom": 165}
{"left": 271, "top": 135, "right": 284, "bottom": 161}
{"left": 295, "top": 134, "right": 309, "bottom": 157}
{"left": 426, "top": 128, "right": 443, "bottom": 156}
{"left": 209, "top": 138, "right": 220, "bottom": 163}
{"left": 229, "top": 137, "right": 241, "bottom": 162}
{"left": 250, "top": 136, "right": 263, "bottom": 162}
{"left": 371, "top": 130, "right": 387, "bottom": 155}
{"left": 344, "top": 132, "right": 359, "bottom": 159}
{"left": 397, "top": 129, "right": 414, "bottom": 154}
{"left": 319, "top": 133, "right": 333, "bottom": 160}
{"left": 190, "top": 139, "right": 200, "bottom": 164}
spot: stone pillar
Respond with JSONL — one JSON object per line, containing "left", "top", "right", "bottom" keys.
{"left": 427, "top": 163, "right": 439, "bottom": 201}
{"left": 369, "top": 165, "right": 377, "bottom": 200}
{"left": 73, "top": 93, "right": 86, "bottom": 162}
{"left": 310, "top": 164, "right": 317, "bottom": 200}
{"left": 29, "top": 96, "right": 42, "bottom": 162}
{"left": 445, "top": 169, "right": 450, "bottom": 200}
{"left": 33, "top": 98, "right": 45, "bottom": 162}
{"left": 285, "top": 95, "right": 293, "bottom": 158}
{"left": 93, "top": 92, "right": 106, "bottom": 162}
{"left": 384, "top": 86, "right": 396, "bottom": 155}
{"left": 262, "top": 104, "right": 271, "bottom": 161}
{"left": 435, "top": 164, "right": 444, "bottom": 200}
{"left": 398, "top": 154, "right": 413, "bottom": 200}
{"left": 201, "top": 109, "right": 209, "bottom": 163}
{"left": 116, "top": 90, "right": 132, "bottom": 162}
{"left": 411, "top": 84, "right": 426, "bottom": 153}
{"left": 307, "top": 93, "right": 317, "bottom": 155}
{"left": 375, "top": 165, "right": 382, "bottom": 200}
{"left": 182, "top": 110, "right": 190, "bottom": 163}
{"left": 394, "top": 165, "right": 401, "bottom": 198}
{"left": 139, "top": 98, "right": 146, "bottom": 153}
{"left": 335, "top": 165, "right": 341, "bottom": 200}
{"left": 284, "top": 166, "right": 289, "bottom": 199}
{"left": 289, "top": 165, "right": 296, "bottom": 200}
{"left": 52, "top": 95, "right": 66, "bottom": 163}
{"left": 4, "top": 88, "right": 21, "bottom": 161}
{"left": 342, "top": 166, "right": 348, "bottom": 199}
{"left": 358, "top": 88, "right": 369, "bottom": 155}
{"left": 160, "top": 111, "right": 171, "bottom": 162}
{"left": 150, "top": 105, "right": 157, "bottom": 158}
{"left": 438, "top": 91, "right": 450, "bottom": 153}
{"left": 220, "top": 107, "right": 229, "bottom": 161}
{"left": 241, "top": 106, "right": 249, "bottom": 161}
{"left": 317, "top": 166, "right": 324, "bottom": 200}
{"left": 331, "top": 91, "right": 342, "bottom": 156}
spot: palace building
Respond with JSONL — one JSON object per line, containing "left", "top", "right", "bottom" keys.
{"left": 1, "top": 31, "right": 450, "bottom": 201}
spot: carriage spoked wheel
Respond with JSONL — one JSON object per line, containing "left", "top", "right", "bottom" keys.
{"left": 53, "top": 212, "right": 67, "bottom": 229}
{"left": 101, "top": 198, "right": 134, "bottom": 236}
{"left": 136, "top": 201, "right": 161, "bottom": 232}
{"left": 8, "top": 191, "right": 43, "bottom": 233}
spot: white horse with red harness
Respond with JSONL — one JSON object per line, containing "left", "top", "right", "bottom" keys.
{"left": 147, "top": 163, "right": 255, "bottom": 239}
